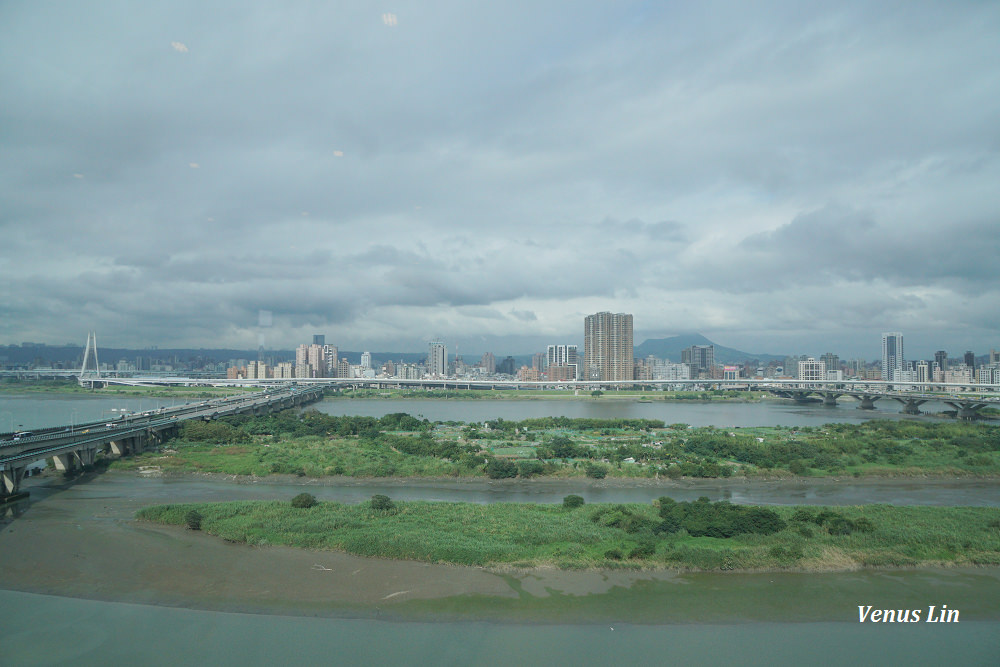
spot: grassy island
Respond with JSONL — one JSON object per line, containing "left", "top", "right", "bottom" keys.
{"left": 136, "top": 497, "right": 1000, "bottom": 571}
{"left": 112, "top": 409, "right": 1000, "bottom": 479}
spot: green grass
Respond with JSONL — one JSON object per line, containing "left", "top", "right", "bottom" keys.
{"left": 136, "top": 499, "right": 1000, "bottom": 571}
{"left": 112, "top": 415, "right": 1000, "bottom": 481}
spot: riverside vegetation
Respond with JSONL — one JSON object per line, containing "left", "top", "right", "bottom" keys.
{"left": 111, "top": 409, "right": 1000, "bottom": 479}
{"left": 136, "top": 495, "right": 1000, "bottom": 571}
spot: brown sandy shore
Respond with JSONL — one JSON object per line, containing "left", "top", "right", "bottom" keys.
{"left": 2, "top": 471, "right": 999, "bottom": 622}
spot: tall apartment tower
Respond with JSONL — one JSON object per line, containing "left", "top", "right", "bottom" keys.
{"left": 428, "top": 341, "right": 447, "bottom": 377}
{"left": 934, "top": 350, "right": 948, "bottom": 371}
{"left": 583, "top": 312, "right": 633, "bottom": 381}
{"left": 682, "top": 345, "right": 715, "bottom": 377}
{"left": 479, "top": 352, "right": 496, "bottom": 374}
{"left": 547, "top": 344, "right": 579, "bottom": 380}
{"left": 881, "top": 332, "right": 904, "bottom": 383}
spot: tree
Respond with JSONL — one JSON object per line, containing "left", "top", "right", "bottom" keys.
{"left": 291, "top": 493, "right": 318, "bottom": 508}
{"left": 591, "top": 390, "right": 604, "bottom": 398}
{"left": 563, "top": 494, "right": 585, "bottom": 509}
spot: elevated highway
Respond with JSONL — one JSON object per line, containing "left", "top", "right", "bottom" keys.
{"left": 0, "top": 384, "right": 324, "bottom": 501}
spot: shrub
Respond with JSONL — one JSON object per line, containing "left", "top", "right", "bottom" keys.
{"left": 184, "top": 510, "right": 203, "bottom": 530}
{"left": 517, "top": 460, "right": 545, "bottom": 478}
{"left": 291, "top": 493, "right": 318, "bottom": 509}
{"left": 852, "top": 517, "right": 875, "bottom": 533}
{"left": 604, "top": 548, "right": 623, "bottom": 560}
{"left": 370, "top": 494, "right": 396, "bottom": 512}
{"left": 789, "top": 460, "right": 808, "bottom": 475}
{"left": 791, "top": 508, "right": 816, "bottom": 522}
{"left": 486, "top": 458, "right": 518, "bottom": 479}
{"left": 584, "top": 462, "right": 608, "bottom": 479}
{"left": 629, "top": 540, "right": 656, "bottom": 559}
{"left": 826, "top": 517, "right": 854, "bottom": 536}
{"left": 563, "top": 495, "right": 585, "bottom": 509}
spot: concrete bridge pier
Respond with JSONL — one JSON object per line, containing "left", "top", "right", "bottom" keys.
{"left": 857, "top": 394, "right": 882, "bottom": 410}
{"left": 51, "top": 453, "right": 75, "bottom": 471}
{"left": 891, "top": 397, "right": 928, "bottom": 415}
{"left": 822, "top": 392, "right": 843, "bottom": 406}
{"left": 1, "top": 465, "right": 28, "bottom": 498}
{"left": 74, "top": 447, "right": 97, "bottom": 468}
{"left": 108, "top": 437, "right": 139, "bottom": 456}
{"left": 944, "top": 401, "right": 988, "bottom": 420}
{"left": 790, "top": 390, "right": 815, "bottom": 404}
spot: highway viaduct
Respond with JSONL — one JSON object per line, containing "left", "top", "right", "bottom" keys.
{"left": 95, "top": 376, "right": 999, "bottom": 420}
{"left": 0, "top": 384, "right": 324, "bottom": 502}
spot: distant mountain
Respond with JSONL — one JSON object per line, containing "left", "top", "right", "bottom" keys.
{"left": 635, "top": 334, "right": 784, "bottom": 365}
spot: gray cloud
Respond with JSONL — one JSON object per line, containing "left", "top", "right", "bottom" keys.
{"left": 2, "top": 2, "right": 999, "bottom": 357}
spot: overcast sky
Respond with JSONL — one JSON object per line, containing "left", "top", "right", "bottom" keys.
{"left": 2, "top": 1, "right": 999, "bottom": 359}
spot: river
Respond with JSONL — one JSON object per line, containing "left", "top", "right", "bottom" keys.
{"left": 1, "top": 393, "right": 998, "bottom": 665}
{"left": 0, "top": 393, "right": 972, "bottom": 432}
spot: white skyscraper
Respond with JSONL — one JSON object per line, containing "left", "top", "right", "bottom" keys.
{"left": 882, "top": 332, "right": 904, "bottom": 383}
{"left": 428, "top": 341, "right": 447, "bottom": 377}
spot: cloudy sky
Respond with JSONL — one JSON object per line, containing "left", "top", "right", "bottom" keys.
{"left": 2, "top": 1, "right": 998, "bottom": 359}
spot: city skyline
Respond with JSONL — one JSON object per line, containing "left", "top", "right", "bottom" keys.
{"left": 2, "top": 3, "right": 999, "bottom": 358}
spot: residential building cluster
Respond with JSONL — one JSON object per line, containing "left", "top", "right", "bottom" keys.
{"left": 4, "top": 323, "right": 997, "bottom": 389}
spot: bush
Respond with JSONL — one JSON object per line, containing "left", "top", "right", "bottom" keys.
{"left": 370, "top": 494, "right": 396, "bottom": 512}
{"left": 291, "top": 493, "right": 317, "bottom": 509}
{"left": 486, "top": 458, "right": 518, "bottom": 479}
{"left": 584, "top": 462, "right": 608, "bottom": 479}
{"left": 789, "top": 460, "right": 808, "bottom": 475}
{"left": 184, "top": 510, "right": 203, "bottom": 530}
{"left": 604, "top": 548, "right": 623, "bottom": 560}
{"left": 563, "top": 495, "right": 585, "bottom": 509}
{"left": 629, "top": 540, "right": 656, "bottom": 559}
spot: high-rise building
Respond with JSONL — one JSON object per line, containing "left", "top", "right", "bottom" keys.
{"left": 964, "top": 350, "right": 976, "bottom": 371}
{"left": 313, "top": 334, "right": 325, "bottom": 346}
{"left": 882, "top": 332, "right": 904, "bottom": 383}
{"left": 498, "top": 356, "right": 516, "bottom": 376}
{"left": 798, "top": 358, "right": 826, "bottom": 385}
{"left": 935, "top": 350, "right": 948, "bottom": 371}
{"left": 428, "top": 341, "right": 447, "bottom": 377}
{"left": 361, "top": 351, "right": 372, "bottom": 370}
{"left": 532, "top": 353, "right": 546, "bottom": 371}
{"left": 683, "top": 345, "right": 715, "bottom": 377}
{"left": 307, "top": 344, "right": 326, "bottom": 378}
{"left": 479, "top": 352, "right": 496, "bottom": 374}
{"left": 820, "top": 353, "right": 840, "bottom": 373}
{"left": 324, "top": 345, "right": 339, "bottom": 377}
{"left": 583, "top": 312, "right": 633, "bottom": 381}
{"left": 546, "top": 344, "right": 579, "bottom": 380}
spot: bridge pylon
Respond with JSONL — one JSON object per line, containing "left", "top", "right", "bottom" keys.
{"left": 78, "top": 331, "right": 103, "bottom": 387}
